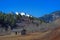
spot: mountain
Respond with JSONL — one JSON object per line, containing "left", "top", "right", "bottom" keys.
{"left": 39, "top": 11, "right": 60, "bottom": 23}
{"left": 1, "top": 11, "right": 60, "bottom": 36}
{"left": 0, "top": 11, "right": 45, "bottom": 34}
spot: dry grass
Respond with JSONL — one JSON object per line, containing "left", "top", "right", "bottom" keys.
{"left": 0, "top": 31, "right": 50, "bottom": 40}
{"left": 0, "top": 27, "right": 60, "bottom": 40}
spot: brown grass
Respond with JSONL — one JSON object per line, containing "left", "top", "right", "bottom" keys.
{"left": 0, "top": 27, "right": 60, "bottom": 40}
{"left": 0, "top": 31, "right": 50, "bottom": 40}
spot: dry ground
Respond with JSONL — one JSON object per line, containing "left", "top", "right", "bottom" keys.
{"left": 0, "top": 27, "right": 60, "bottom": 40}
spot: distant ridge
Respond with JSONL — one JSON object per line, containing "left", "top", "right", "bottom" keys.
{"left": 39, "top": 11, "right": 60, "bottom": 23}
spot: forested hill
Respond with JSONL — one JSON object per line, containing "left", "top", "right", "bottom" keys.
{"left": 0, "top": 11, "right": 44, "bottom": 31}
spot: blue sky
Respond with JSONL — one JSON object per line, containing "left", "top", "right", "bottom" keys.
{"left": 0, "top": 0, "right": 60, "bottom": 17}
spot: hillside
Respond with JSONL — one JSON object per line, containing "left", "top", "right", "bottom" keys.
{"left": 0, "top": 11, "right": 60, "bottom": 40}
{"left": 0, "top": 11, "right": 60, "bottom": 34}
{"left": 39, "top": 11, "right": 60, "bottom": 23}
{"left": 0, "top": 11, "right": 45, "bottom": 35}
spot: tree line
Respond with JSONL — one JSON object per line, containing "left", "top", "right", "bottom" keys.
{"left": 0, "top": 11, "right": 45, "bottom": 31}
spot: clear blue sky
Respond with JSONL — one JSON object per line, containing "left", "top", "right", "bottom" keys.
{"left": 0, "top": 0, "right": 60, "bottom": 17}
